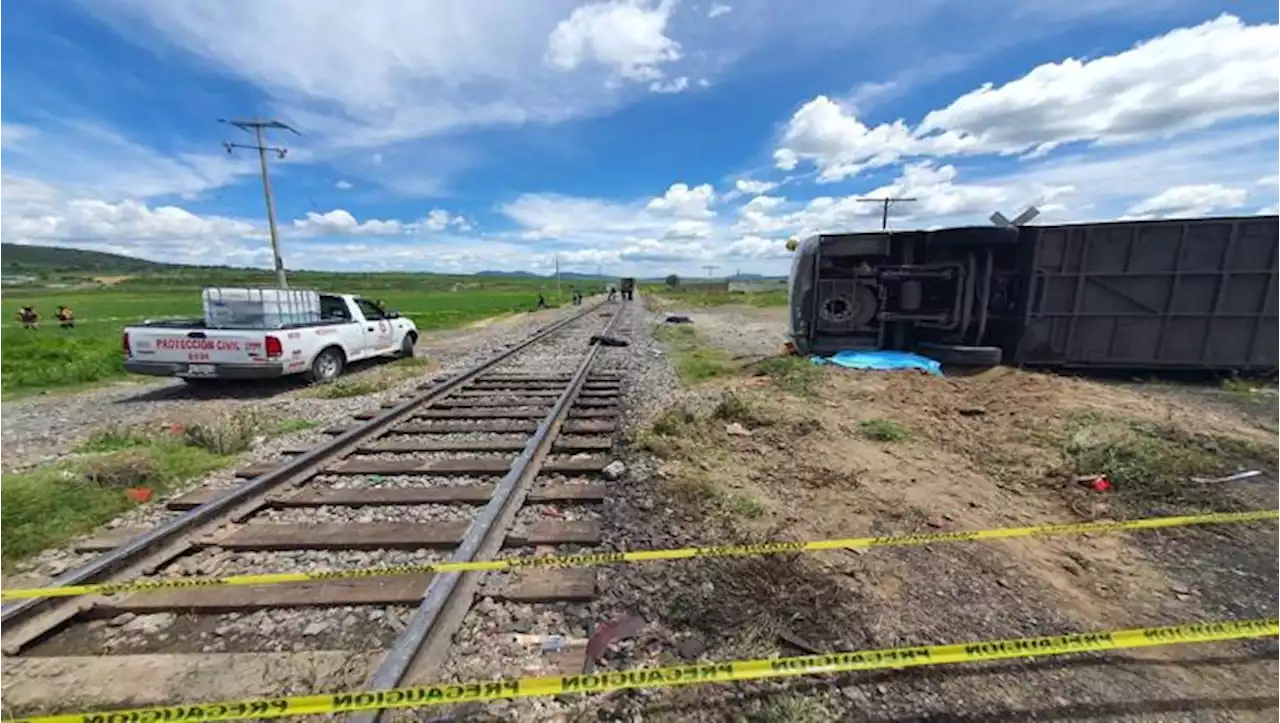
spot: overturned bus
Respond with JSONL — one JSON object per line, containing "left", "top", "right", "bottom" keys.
{"left": 788, "top": 216, "right": 1278, "bottom": 371}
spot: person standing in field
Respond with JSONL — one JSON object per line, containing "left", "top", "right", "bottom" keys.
{"left": 56, "top": 305, "right": 75, "bottom": 329}
{"left": 536, "top": 293, "right": 549, "bottom": 310}
{"left": 18, "top": 306, "right": 39, "bottom": 329}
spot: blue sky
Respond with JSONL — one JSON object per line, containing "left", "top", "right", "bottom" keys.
{"left": 2, "top": 0, "right": 1277, "bottom": 277}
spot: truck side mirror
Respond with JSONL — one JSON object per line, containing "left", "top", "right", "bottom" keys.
{"left": 387, "top": 310, "right": 401, "bottom": 318}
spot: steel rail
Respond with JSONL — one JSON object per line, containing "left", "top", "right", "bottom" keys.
{"left": 1, "top": 303, "right": 605, "bottom": 637}
{"left": 353, "top": 304, "right": 627, "bottom": 722}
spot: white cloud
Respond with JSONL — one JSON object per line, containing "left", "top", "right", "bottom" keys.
{"left": 292, "top": 209, "right": 405, "bottom": 236}
{"left": 422, "top": 208, "right": 473, "bottom": 232}
{"left": 773, "top": 95, "right": 930, "bottom": 181}
{"left": 545, "top": 0, "right": 682, "bottom": 83}
{"left": 734, "top": 178, "right": 777, "bottom": 195}
{"left": 3, "top": 197, "right": 255, "bottom": 243}
{"left": 1125, "top": 184, "right": 1248, "bottom": 219}
{"left": 334, "top": 179, "right": 354, "bottom": 190}
{"left": 776, "top": 15, "right": 1280, "bottom": 180}
{"left": 919, "top": 15, "right": 1279, "bottom": 153}
{"left": 708, "top": 3, "right": 732, "bottom": 19}
{"left": 645, "top": 182, "right": 715, "bottom": 218}
{"left": 649, "top": 76, "right": 690, "bottom": 94}
{"left": 2, "top": 122, "right": 38, "bottom": 150}
{"left": 292, "top": 208, "right": 475, "bottom": 236}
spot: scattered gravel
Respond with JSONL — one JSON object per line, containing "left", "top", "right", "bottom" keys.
{"left": 255, "top": 504, "right": 476, "bottom": 524}
{"left": 166, "top": 547, "right": 448, "bottom": 577}
{"left": 431, "top": 299, "right": 681, "bottom": 722}
{"left": 323, "top": 473, "right": 493, "bottom": 489}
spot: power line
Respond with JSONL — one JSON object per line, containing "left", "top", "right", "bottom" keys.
{"left": 702, "top": 264, "right": 719, "bottom": 280}
{"left": 221, "top": 118, "right": 300, "bottom": 288}
{"left": 855, "top": 196, "right": 918, "bottom": 230}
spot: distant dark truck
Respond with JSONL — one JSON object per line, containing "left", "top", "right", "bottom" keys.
{"left": 619, "top": 277, "right": 636, "bottom": 300}
{"left": 788, "top": 216, "right": 1278, "bottom": 371}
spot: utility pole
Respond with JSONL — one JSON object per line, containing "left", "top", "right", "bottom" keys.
{"left": 856, "top": 196, "right": 918, "bottom": 230}
{"left": 221, "top": 118, "right": 299, "bottom": 288}
{"left": 555, "top": 254, "right": 561, "bottom": 297}
{"left": 702, "top": 264, "right": 719, "bottom": 280}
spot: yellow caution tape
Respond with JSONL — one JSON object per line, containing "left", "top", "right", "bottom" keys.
{"left": 2, "top": 509, "right": 1274, "bottom": 601}
{"left": 14, "top": 617, "right": 1277, "bottom": 722}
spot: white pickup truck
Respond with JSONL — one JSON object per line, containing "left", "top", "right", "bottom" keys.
{"left": 123, "top": 290, "right": 419, "bottom": 383}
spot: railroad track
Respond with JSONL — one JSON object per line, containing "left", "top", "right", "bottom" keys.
{"left": 3, "top": 300, "right": 633, "bottom": 720}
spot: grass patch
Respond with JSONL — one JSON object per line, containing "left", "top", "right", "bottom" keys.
{"left": 310, "top": 377, "right": 387, "bottom": 399}
{"left": 76, "top": 423, "right": 152, "bottom": 453}
{"left": 393, "top": 355, "right": 432, "bottom": 369}
{"left": 754, "top": 355, "right": 821, "bottom": 396}
{"left": 745, "top": 695, "right": 834, "bottom": 723}
{"left": 1061, "top": 414, "right": 1273, "bottom": 505}
{"left": 653, "top": 324, "right": 735, "bottom": 385}
{"left": 1, "top": 409, "right": 294, "bottom": 564}
{"left": 859, "top": 418, "right": 910, "bottom": 442}
{"left": 664, "top": 552, "right": 865, "bottom": 657}
{"left": 728, "top": 494, "right": 763, "bottom": 519}
{"left": 273, "top": 418, "right": 322, "bottom": 435}
{"left": 635, "top": 407, "right": 707, "bottom": 459}
{"left": 1, "top": 442, "right": 231, "bottom": 564}
{"left": 180, "top": 411, "right": 266, "bottom": 454}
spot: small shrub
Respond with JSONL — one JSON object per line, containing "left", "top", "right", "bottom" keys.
{"left": 82, "top": 450, "right": 165, "bottom": 489}
{"left": 755, "top": 356, "right": 821, "bottom": 396}
{"left": 181, "top": 411, "right": 264, "bottom": 454}
{"left": 658, "top": 470, "right": 722, "bottom": 508}
{"left": 651, "top": 407, "right": 700, "bottom": 437}
{"left": 636, "top": 407, "right": 705, "bottom": 458}
{"left": 859, "top": 418, "right": 910, "bottom": 442}
{"left": 712, "top": 392, "right": 774, "bottom": 428}
{"left": 78, "top": 423, "right": 152, "bottom": 453}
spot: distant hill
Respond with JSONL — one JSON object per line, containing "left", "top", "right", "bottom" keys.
{"left": 2, "top": 243, "right": 177, "bottom": 275}
{"left": 478, "top": 270, "right": 606, "bottom": 280}
{"left": 476, "top": 270, "right": 539, "bottom": 278}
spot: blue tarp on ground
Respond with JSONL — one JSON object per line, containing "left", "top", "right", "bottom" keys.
{"left": 811, "top": 350, "right": 943, "bottom": 376}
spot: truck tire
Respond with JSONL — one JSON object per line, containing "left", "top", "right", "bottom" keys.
{"left": 916, "top": 342, "right": 1002, "bottom": 367}
{"left": 928, "top": 226, "right": 1019, "bottom": 249}
{"left": 399, "top": 333, "right": 417, "bottom": 358}
{"left": 308, "top": 347, "right": 345, "bottom": 383}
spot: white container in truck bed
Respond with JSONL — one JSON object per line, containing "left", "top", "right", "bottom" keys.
{"left": 202, "top": 287, "right": 321, "bottom": 329}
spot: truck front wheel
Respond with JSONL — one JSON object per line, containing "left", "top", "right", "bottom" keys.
{"left": 399, "top": 333, "right": 417, "bottom": 358}
{"left": 309, "top": 347, "right": 345, "bottom": 383}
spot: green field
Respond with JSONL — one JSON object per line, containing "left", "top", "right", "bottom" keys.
{"left": 2, "top": 272, "right": 584, "bottom": 397}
